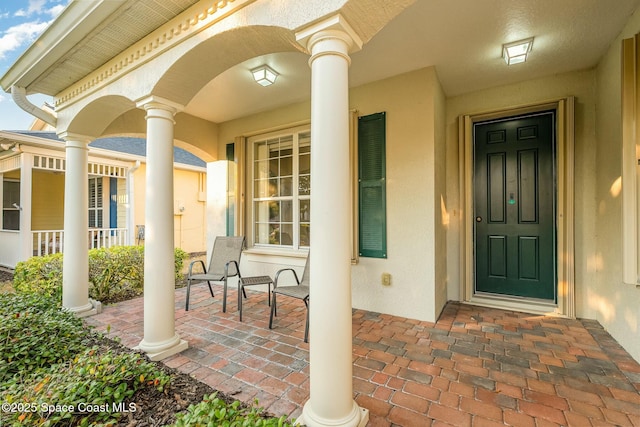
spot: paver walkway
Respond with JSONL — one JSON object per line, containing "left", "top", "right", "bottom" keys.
{"left": 85, "top": 284, "right": 640, "bottom": 426}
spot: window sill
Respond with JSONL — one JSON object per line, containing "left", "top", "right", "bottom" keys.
{"left": 243, "top": 247, "right": 308, "bottom": 259}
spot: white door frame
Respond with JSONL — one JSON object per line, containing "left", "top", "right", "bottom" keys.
{"left": 458, "top": 97, "right": 576, "bottom": 318}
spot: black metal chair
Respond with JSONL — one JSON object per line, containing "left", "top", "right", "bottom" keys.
{"left": 185, "top": 236, "right": 244, "bottom": 312}
{"left": 269, "top": 255, "right": 310, "bottom": 342}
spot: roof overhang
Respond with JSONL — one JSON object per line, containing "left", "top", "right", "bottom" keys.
{"left": 0, "top": 1, "right": 129, "bottom": 96}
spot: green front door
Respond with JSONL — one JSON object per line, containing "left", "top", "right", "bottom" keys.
{"left": 474, "top": 112, "right": 556, "bottom": 300}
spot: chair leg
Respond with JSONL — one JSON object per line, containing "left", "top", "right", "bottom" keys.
{"left": 222, "top": 277, "right": 228, "bottom": 312}
{"left": 185, "top": 278, "right": 192, "bottom": 311}
{"left": 238, "top": 284, "right": 243, "bottom": 322}
{"left": 304, "top": 298, "right": 309, "bottom": 343}
{"left": 206, "top": 280, "right": 214, "bottom": 297}
{"left": 269, "top": 293, "right": 277, "bottom": 329}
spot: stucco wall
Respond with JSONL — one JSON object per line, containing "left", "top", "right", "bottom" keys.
{"left": 445, "top": 70, "right": 598, "bottom": 319}
{"left": 132, "top": 164, "right": 207, "bottom": 254}
{"left": 350, "top": 67, "right": 443, "bottom": 321}
{"left": 594, "top": 9, "right": 640, "bottom": 362}
{"left": 216, "top": 67, "right": 443, "bottom": 322}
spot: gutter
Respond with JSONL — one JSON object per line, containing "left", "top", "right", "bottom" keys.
{"left": 11, "top": 86, "right": 57, "bottom": 127}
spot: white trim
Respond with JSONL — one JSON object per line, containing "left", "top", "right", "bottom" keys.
{"left": 459, "top": 97, "right": 576, "bottom": 318}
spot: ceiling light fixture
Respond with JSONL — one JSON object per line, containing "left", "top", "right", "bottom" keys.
{"left": 251, "top": 65, "right": 278, "bottom": 86}
{"left": 502, "top": 37, "right": 534, "bottom": 65}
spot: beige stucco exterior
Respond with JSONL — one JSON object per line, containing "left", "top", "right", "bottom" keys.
{"left": 0, "top": 1, "right": 638, "bottom": 406}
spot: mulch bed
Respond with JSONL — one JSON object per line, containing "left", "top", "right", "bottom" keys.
{"left": 88, "top": 335, "right": 233, "bottom": 427}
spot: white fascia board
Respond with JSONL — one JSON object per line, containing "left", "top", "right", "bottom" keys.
{"left": 0, "top": 0, "right": 127, "bottom": 94}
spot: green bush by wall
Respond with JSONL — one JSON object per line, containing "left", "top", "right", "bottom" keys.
{"left": 13, "top": 246, "right": 187, "bottom": 304}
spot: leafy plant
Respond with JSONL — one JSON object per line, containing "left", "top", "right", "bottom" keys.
{"left": 13, "top": 246, "right": 189, "bottom": 304}
{"left": 0, "top": 293, "right": 88, "bottom": 383}
{"left": 169, "top": 393, "right": 295, "bottom": 427}
{"left": 1, "top": 347, "right": 170, "bottom": 426}
{"left": 12, "top": 254, "right": 64, "bottom": 300}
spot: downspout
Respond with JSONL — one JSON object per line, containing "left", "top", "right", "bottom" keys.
{"left": 11, "top": 86, "right": 57, "bottom": 126}
{"left": 127, "top": 161, "right": 141, "bottom": 245}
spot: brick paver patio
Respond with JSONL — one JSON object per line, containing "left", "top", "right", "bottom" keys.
{"left": 85, "top": 284, "right": 640, "bottom": 426}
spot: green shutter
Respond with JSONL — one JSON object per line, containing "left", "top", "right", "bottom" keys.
{"left": 226, "top": 142, "right": 235, "bottom": 236}
{"left": 358, "top": 112, "right": 387, "bottom": 258}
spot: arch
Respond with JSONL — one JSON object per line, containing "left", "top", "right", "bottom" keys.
{"left": 64, "top": 95, "right": 136, "bottom": 138}
{"left": 153, "top": 25, "right": 303, "bottom": 106}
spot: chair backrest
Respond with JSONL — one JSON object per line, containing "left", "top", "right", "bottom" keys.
{"left": 300, "top": 252, "right": 310, "bottom": 285}
{"left": 207, "top": 236, "right": 245, "bottom": 276}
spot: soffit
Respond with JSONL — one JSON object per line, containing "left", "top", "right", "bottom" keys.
{"left": 25, "top": 0, "right": 201, "bottom": 95}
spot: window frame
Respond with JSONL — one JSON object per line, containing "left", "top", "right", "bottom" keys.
{"left": 2, "top": 179, "right": 20, "bottom": 231}
{"left": 247, "top": 125, "right": 311, "bottom": 251}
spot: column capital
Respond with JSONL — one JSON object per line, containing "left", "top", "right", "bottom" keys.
{"left": 57, "top": 132, "right": 92, "bottom": 146}
{"left": 296, "top": 14, "right": 363, "bottom": 57}
{"left": 136, "top": 95, "right": 184, "bottom": 115}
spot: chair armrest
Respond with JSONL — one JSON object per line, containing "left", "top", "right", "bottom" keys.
{"left": 224, "top": 260, "right": 240, "bottom": 278}
{"left": 274, "top": 268, "right": 300, "bottom": 287}
{"left": 188, "top": 259, "right": 207, "bottom": 276}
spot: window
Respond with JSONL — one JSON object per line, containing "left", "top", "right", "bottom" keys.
{"left": 358, "top": 112, "right": 387, "bottom": 258}
{"left": 2, "top": 180, "right": 20, "bottom": 230}
{"left": 88, "top": 177, "right": 103, "bottom": 228}
{"left": 250, "top": 128, "right": 310, "bottom": 249}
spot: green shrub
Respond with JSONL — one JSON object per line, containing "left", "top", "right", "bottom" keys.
{"left": 169, "top": 393, "right": 295, "bottom": 427}
{"left": 88, "top": 245, "right": 145, "bottom": 302}
{"left": 0, "top": 293, "right": 88, "bottom": 383}
{"left": 13, "top": 254, "right": 63, "bottom": 300}
{"left": 1, "top": 347, "right": 170, "bottom": 426}
{"left": 13, "top": 247, "right": 189, "bottom": 304}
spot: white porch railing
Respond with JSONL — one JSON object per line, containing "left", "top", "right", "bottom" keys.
{"left": 32, "top": 228, "right": 129, "bottom": 256}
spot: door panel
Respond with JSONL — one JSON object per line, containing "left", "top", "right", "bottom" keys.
{"left": 474, "top": 112, "right": 556, "bottom": 300}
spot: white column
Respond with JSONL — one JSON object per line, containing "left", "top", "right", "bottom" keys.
{"left": 59, "top": 134, "right": 97, "bottom": 316}
{"left": 19, "top": 153, "right": 33, "bottom": 263}
{"left": 296, "top": 15, "right": 368, "bottom": 427}
{"left": 135, "top": 96, "right": 188, "bottom": 361}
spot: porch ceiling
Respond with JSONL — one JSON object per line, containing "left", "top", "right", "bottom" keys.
{"left": 2, "top": 0, "right": 640, "bottom": 124}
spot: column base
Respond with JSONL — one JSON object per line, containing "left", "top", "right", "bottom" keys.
{"left": 297, "top": 401, "right": 369, "bottom": 427}
{"left": 136, "top": 334, "right": 189, "bottom": 361}
{"left": 66, "top": 299, "right": 102, "bottom": 318}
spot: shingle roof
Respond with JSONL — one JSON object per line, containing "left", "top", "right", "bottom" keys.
{"left": 9, "top": 131, "right": 206, "bottom": 168}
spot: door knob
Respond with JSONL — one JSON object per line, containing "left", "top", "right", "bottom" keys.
{"left": 476, "top": 216, "right": 482, "bottom": 222}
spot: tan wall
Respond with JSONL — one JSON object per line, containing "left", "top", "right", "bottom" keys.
{"left": 594, "top": 9, "right": 640, "bottom": 361}
{"left": 216, "top": 67, "right": 445, "bottom": 322}
{"left": 132, "top": 164, "right": 207, "bottom": 254}
{"left": 31, "top": 170, "right": 64, "bottom": 230}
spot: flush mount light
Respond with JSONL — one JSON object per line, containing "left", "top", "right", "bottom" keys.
{"left": 502, "top": 37, "right": 534, "bottom": 65}
{"left": 251, "top": 65, "right": 278, "bottom": 86}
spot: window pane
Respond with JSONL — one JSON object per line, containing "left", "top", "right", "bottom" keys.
{"left": 3, "top": 181, "right": 20, "bottom": 207}
{"left": 300, "top": 224, "right": 310, "bottom": 247}
{"left": 2, "top": 210, "right": 19, "bottom": 230}
{"left": 255, "top": 159, "right": 268, "bottom": 178}
{"left": 280, "top": 224, "right": 293, "bottom": 246}
{"left": 255, "top": 223, "right": 270, "bottom": 244}
{"left": 299, "top": 153, "right": 310, "bottom": 175}
{"left": 281, "top": 200, "right": 293, "bottom": 222}
{"left": 281, "top": 177, "right": 293, "bottom": 196}
{"left": 281, "top": 156, "right": 293, "bottom": 176}
{"left": 299, "top": 174, "right": 311, "bottom": 195}
{"left": 300, "top": 199, "right": 310, "bottom": 222}
{"left": 268, "top": 201, "right": 280, "bottom": 222}
{"left": 255, "top": 201, "right": 272, "bottom": 223}
{"left": 268, "top": 178, "right": 278, "bottom": 197}
{"left": 254, "top": 179, "right": 269, "bottom": 198}
{"left": 269, "top": 158, "right": 278, "bottom": 177}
